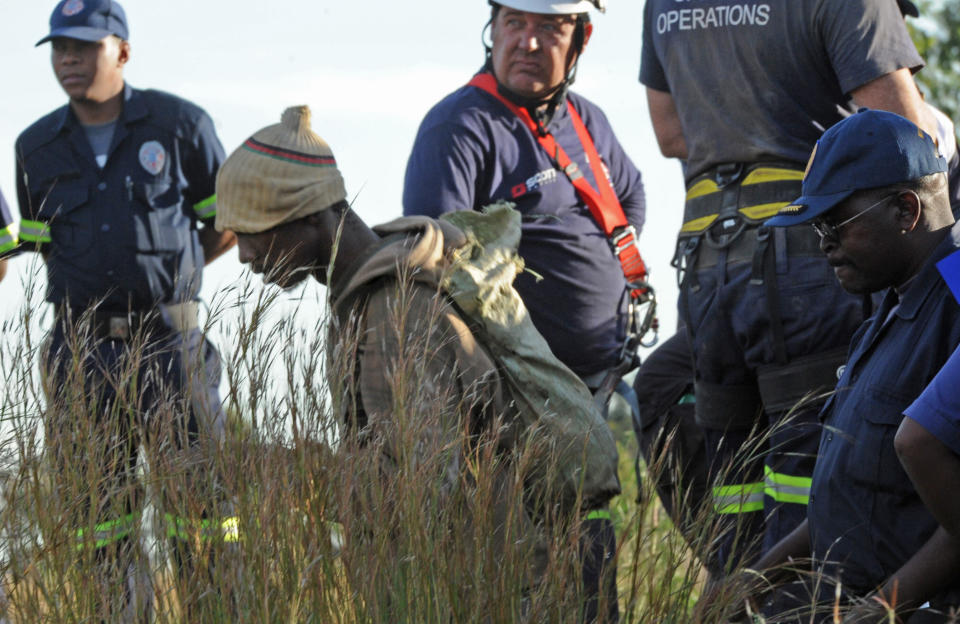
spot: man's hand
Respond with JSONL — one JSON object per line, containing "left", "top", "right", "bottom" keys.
{"left": 694, "top": 568, "right": 766, "bottom": 623}
{"left": 0, "top": 259, "right": 7, "bottom": 283}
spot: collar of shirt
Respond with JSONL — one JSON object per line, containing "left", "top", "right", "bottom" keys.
{"left": 52, "top": 83, "right": 149, "bottom": 136}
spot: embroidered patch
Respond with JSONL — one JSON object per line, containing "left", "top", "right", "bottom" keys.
{"left": 139, "top": 141, "right": 166, "bottom": 175}
{"left": 62, "top": 0, "right": 85, "bottom": 16}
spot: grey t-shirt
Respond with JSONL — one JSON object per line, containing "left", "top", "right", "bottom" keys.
{"left": 640, "top": 0, "right": 923, "bottom": 182}
{"left": 82, "top": 119, "right": 116, "bottom": 168}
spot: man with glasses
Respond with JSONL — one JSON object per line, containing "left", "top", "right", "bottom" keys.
{"left": 713, "top": 109, "right": 960, "bottom": 622}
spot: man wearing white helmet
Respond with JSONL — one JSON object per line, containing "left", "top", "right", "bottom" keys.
{"left": 403, "top": 1, "right": 641, "bottom": 620}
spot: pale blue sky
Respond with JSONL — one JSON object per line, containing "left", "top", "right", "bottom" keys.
{"left": 0, "top": 1, "right": 686, "bottom": 353}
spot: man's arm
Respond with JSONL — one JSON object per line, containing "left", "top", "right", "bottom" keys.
{"left": 850, "top": 526, "right": 960, "bottom": 620}
{"left": 896, "top": 417, "right": 960, "bottom": 538}
{"left": 403, "top": 119, "right": 483, "bottom": 218}
{"left": 645, "top": 87, "right": 688, "bottom": 160}
{"left": 850, "top": 69, "right": 937, "bottom": 138}
{"left": 183, "top": 108, "right": 235, "bottom": 265}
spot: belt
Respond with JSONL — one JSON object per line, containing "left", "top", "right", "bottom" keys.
{"left": 59, "top": 302, "right": 199, "bottom": 341}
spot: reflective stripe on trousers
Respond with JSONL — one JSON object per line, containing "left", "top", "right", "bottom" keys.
{"left": 712, "top": 465, "right": 812, "bottom": 515}
{"left": 164, "top": 513, "right": 240, "bottom": 543}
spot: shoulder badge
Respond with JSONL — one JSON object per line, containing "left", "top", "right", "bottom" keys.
{"left": 937, "top": 249, "right": 960, "bottom": 305}
{"left": 139, "top": 141, "right": 166, "bottom": 176}
{"left": 62, "top": 0, "right": 85, "bottom": 16}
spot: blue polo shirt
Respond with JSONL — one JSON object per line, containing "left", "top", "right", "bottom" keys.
{"left": 15, "top": 84, "right": 224, "bottom": 311}
{"left": 403, "top": 79, "right": 646, "bottom": 376}
{"left": 808, "top": 222, "right": 960, "bottom": 595}
{"left": 0, "top": 188, "right": 15, "bottom": 256}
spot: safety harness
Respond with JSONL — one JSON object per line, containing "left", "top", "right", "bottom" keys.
{"left": 468, "top": 72, "right": 658, "bottom": 404}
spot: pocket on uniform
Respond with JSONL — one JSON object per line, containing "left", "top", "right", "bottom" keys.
{"left": 36, "top": 182, "right": 94, "bottom": 254}
{"left": 133, "top": 182, "right": 188, "bottom": 252}
{"left": 845, "top": 385, "right": 915, "bottom": 495}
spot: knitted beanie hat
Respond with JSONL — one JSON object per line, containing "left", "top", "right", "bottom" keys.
{"left": 216, "top": 106, "right": 348, "bottom": 233}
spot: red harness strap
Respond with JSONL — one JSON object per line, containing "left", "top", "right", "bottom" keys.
{"left": 467, "top": 73, "right": 649, "bottom": 296}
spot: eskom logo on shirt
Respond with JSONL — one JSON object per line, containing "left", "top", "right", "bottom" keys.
{"left": 511, "top": 168, "right": 558, "bottom": 199}
{"left": 657, "top": 3, "right": 770, "bottom": 33}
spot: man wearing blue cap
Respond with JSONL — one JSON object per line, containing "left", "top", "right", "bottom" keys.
{"left": 13, "top": 0, "right": 237, "bottom": 620}
{"left": 711, "top": 109, "right": 960, "bottom": 622}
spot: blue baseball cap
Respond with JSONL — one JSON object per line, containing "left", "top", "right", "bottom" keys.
{"left": 766, "top": 109, "right": 947, "bottom": 227}
{"left": 36, "top": 0, "right": 129, "bottom": 47}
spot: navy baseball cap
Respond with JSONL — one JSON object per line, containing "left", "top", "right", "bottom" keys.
{"left": 36, "top": 0, "right": 129, "bottom": 46}
{"left": 766, "top": 109, "right": 947, "bottom": 227}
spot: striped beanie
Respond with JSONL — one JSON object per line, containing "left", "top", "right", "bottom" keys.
{"left": 216, "top": 106, "right": 347, "bottom": 233}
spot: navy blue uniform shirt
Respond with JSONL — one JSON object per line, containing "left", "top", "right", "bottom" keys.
{"left": 809, "top": 221, "right": 960, "bottom": 596}
{"left": 403, "top": 80, "right": 646, "bottom": 377}
{"left": 15, "top": 84, "right": 224, "bottom": 311}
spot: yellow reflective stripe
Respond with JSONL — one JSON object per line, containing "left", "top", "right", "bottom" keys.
{"left": 19, "top": 219, "right": 51, "bottom": 244}
{"left": 713, "top": 482, "right": 764, "bottom": 515}
{"left": 686, "top": 180, "right": 720, "bottom": 201}
{"left": 220, "top": 516, "right": 240, "bottom": 543}
{"left": 585, "top": 509, "right": 611, "bottom": 521}
{"left": 739, "top": 202, "right": 790, "bottom": 221}
{"left": 193, "top": 194, "right": 217, "bottom": 219}
{"left": 741, "top": 167, "right": 804, "bottom": 186}
{"left": 685, "top": 178, "right": 719, "bottom": 201}
{"left": 763, "top": 465, "right": 812, "bottom": 505}
{"left": 165, "top": 513, "right": 240, "bottom": 542}
{"left": 0, "top": 225, "right": 16, "bottom": 254}
{"left": 681, "top": 214, "right": 718, "bottom": 233}
{"left": 75, "top": 513, "right": 139, "bottom": 550}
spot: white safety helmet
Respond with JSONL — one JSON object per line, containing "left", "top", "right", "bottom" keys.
{"left": 493, "top": 0, "right": 605, "bottom": 14}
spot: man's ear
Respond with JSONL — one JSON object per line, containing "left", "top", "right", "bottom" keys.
{"left": 896, "top": 190, "right": 922, "bottom": 233}
{"left": 117, "top": 39, "right": 131, "bottom": 67}
{"left": 582, "top": 21, "right": 593, "bottom": 48}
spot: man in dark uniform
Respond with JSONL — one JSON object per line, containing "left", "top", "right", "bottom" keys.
{"left": 730, "top": 109, "right": 960, "bottom": 623}
{"left": 640, "top": 0, "right": 934, "bottom": 572}
{"left": 14, "top": 1, "right": 236, "bottom": 619}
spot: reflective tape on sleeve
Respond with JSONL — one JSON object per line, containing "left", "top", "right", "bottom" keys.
{"left": 19, "top": 219, "right": 51, "bottom": 244}
{"left": 0, "top": 225, "right": 17, "bottom": 254}
{"left": 193, "top": 194, "right": 217, "bottom": 220}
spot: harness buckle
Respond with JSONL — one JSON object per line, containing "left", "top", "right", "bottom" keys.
{"left": 564, "top": 162, "right": 584, "bottom": 181}
{"left": 611, "top": 224, "right": 638, "bottom": 257}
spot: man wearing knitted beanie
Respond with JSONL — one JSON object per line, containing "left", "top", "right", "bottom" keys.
{"left": 216, "top": 106, "right": 623, "bottom": 622}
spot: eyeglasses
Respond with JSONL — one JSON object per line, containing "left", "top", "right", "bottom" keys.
{"left": 810, "top": 192, "right": 903, "bottom": 241}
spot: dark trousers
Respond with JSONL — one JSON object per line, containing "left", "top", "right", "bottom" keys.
{"left": 680, "top": 245, "right": 862, "bottom": 571}
{"left": 632, "top": 332, "right": 711, "bottom": 561}
{"left": 43, "top": 321, "right": 233, "bottom": 621}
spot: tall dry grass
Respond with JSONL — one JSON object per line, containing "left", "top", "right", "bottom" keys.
{"left": 0, "top": 262, "right": 931, "bottom": 623}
